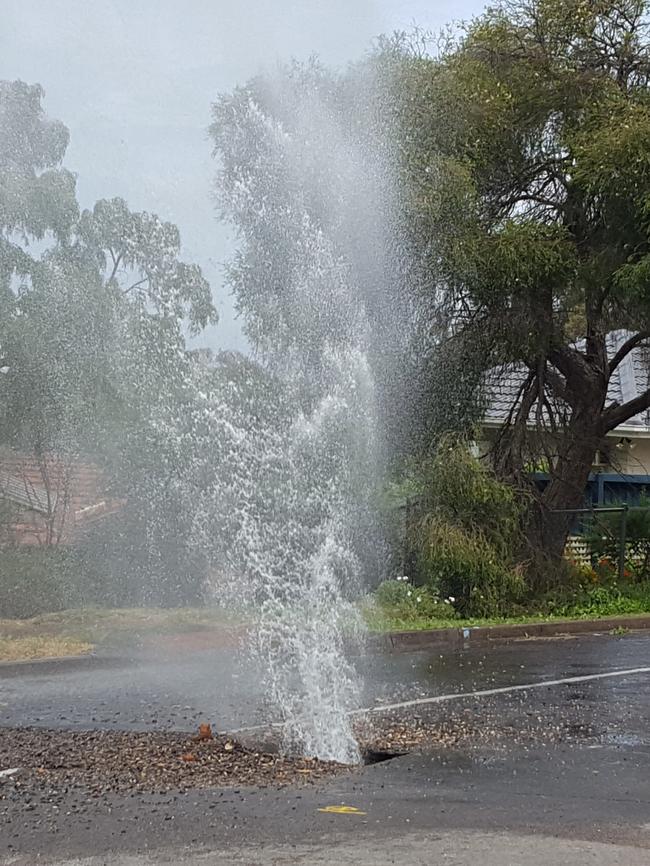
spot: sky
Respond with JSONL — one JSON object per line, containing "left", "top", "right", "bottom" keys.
{"left": 2, "top": 0, "right": 484, "bottom": 350}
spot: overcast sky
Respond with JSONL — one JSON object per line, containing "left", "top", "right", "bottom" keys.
{"left": 2, "top": 0, "right": 483, "bottom": 350}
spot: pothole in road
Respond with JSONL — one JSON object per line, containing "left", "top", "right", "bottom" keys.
{"left": 362, "top": 748, "right": 407, "bottom": 765}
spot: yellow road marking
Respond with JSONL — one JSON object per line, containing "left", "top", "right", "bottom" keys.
{"left": 318, "top": 805, "right": 366, "bottom": 815}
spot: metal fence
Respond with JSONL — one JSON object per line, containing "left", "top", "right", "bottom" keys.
{"left": 395, "top": 499, "right": 650, "bottom": 582}
{"left": 556, "top": 505, "right": 650, "bottom": 580}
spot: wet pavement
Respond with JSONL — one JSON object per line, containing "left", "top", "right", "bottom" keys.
{"left": 2, "top": 631, "right": 650, "bottom": 864}
{"left": 1, "top": 629, "right": 648, "bottom": 733}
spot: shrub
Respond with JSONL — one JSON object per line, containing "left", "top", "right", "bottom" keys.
{"left": 546, "top": 583, "right": 646, "bottom": 618}
{"left": 585, "top": 499, "right": 650, "bottom": 579}
{"left": 0, "top": 516, "right": 208, "bottom": 619}
{"left": 374, "top": 577, "right": 456, "bottom": 621}
{"left": 399, "top": 436, "right": 527, "bottom": 617}
{"left": 0, "top": 547, "right": 94, "bottom": 619}
{"left": 417, "top": 516, "right": 525, "bottom": 617}
{"left": 421, "top": 435, "right": 524, "bottom": 559}
{"left": 375, "top": 576, "right": 414, "bottom": 607}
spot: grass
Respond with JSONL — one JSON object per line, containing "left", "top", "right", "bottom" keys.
{"left": 363, "top": 607, "right": 650, "bottom": 633}
{"left": 363, "top": 606, "right": 581, "bottom": 633}
{"left": 0, "top": 605, "right": 243, "bottom": 660}
{"left": 0, "top": 635, "right": 93, "bottom": 662}
{"left": 3, "top": 585, "right": 649, "bottom": 660}
{"left": 362, "top": 581, "right": 650, "bottom": 633}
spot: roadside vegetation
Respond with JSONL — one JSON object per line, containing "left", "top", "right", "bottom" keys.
{"left": 5, "top": 1, "right": 650, "bottom": 659}
{"left": 364, "top": 581, "right": 650, "bottom": 633}
{"left": 368, "top": 437, "right": 650, "bottom": 632}
{"left": 0, "top": 635, "right": 92, "bottom": 662}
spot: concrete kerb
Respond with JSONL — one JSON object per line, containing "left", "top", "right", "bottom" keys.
{"left": 3, "top": 614, "right": 650, "bottom": 673}
{"left": 376, "top": 613, "right": 650, "bottom": 652}
{"left": 0, "top": 652, "right": 123, "bottom": 678}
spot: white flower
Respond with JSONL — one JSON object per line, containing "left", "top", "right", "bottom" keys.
{"left": 416, "top": 596, "right": 422, "bottom": 603}
{"left": 448, "top": 596, "right": 455, "bottom": 603}
{"left": 407, "top": 590, "right": 412, "bottom": 597}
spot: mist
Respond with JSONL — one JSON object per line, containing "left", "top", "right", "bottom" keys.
{"left": 0, "top": 0, "right": 484, "bottom": 762}
{"left": 1, "top": 0, "right": 482, "bottom": 352}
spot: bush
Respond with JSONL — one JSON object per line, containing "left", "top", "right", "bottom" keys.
{"left": 0, "top": 547, "right": 95, "bottom": 619}
{"left": 399, "top": 436, "right": 527, "bottom": 617}
{"left": 0, "top": 514, "right": 208, "bottom": 619}
{"left": 374, "top": 578, "right": 456, "bottom": 620}
{"left": 584, "top": 499, "right": 650, "bottom": 579}
{"left": 418, "top": 517, "right": 525, "bottom": 617}
{"left": 543, "top": 582, "right": 650, "bottom": 619}
{"left": 422, "top": 435, "right": 523, "bottom": 556}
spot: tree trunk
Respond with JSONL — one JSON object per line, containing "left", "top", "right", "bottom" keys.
{"left": 527, "top": 405, "right": 604, "bottom": 571}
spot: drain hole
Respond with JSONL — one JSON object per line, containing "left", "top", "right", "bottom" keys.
{"left": 362, "top": 748, "right": 407, "bottom": 765}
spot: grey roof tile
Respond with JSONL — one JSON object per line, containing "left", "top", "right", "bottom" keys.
{"left": 0, "top": 470, "right": 49, "bottom": 513}
{"left": 484, "top": 330, "right": 650, "bottom": 432}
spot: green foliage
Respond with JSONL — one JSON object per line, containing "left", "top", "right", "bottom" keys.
{"left": 373, "top": 577, "right": 457, "bottom": 623}
{"left": 421, "top": 436, "right": 524, "bottom": 554}
{"left": 0, "top": 80, "right": 78, "bottom": 285}
{"left": 0, "top": 521, "right": 208, "bottom": 620}
{"left": 417, "top": 518, "right": 525, "bottom": 617}
{"left": 585, "top": 502, "right": 650, "bottom": 578}
{"left": 0, "top": 548, "right": 95, "bottom": 619}
{"left": 0, "top": 80, "right": 218, "bottom": 600}
{"left": 397, "top": 438, "right": 526, "bottom": 616}
{"left": 387, "top": 1, "right": 650, "bottom": 561}
{"left": 542, "top": 581, "right": 650, "bottom": 619}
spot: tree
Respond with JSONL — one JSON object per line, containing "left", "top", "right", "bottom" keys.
{"left": 210, "top": 61, "right": 396, "bottom": 588}
{"left": 209, "top": 59, "right": 411, "bottom": 433}
{"left": 0, "top": 80, "right": 216, "bottom": 575}
{"left": 394, "top": 0, "right": 650, "bottom": 564}
{"left": 0, "top": 80, "right": 78, "bottom": 298}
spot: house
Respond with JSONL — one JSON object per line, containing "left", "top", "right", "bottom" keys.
{"left": 482, "top": 330, "right": 650, "bottom": 506}
{"left": 0, "top": 452, "right": 122, "bottom": 546}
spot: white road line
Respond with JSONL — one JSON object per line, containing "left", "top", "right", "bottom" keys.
{"left": 228, "top": 666, "right": 650, "bottom": 736}
{"left": 356, "top": 665, "right": 650, "bottom": 716}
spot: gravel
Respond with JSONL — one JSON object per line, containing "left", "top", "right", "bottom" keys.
{"left": 0, "top": 727, "right": 349, "bottom": 797}
{"left": 355, "top": 687, "right": 608, "bottom": 754}
{"left": 0, "top": 681, "right": 628, "bottom": 802}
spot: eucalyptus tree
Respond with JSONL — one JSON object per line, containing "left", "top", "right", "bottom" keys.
{"left": 0, "top": 81, "right": 216, "bottom": 577}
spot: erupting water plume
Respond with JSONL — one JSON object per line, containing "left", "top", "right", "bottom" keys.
{"left": 192, "top": 60, "right": 397, "bottom": 763}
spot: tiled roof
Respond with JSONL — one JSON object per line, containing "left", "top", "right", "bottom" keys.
{"left": 484, "top": 331, "right": 650, "bottom": 433}
{"left": 0, "top": 469, "right": 49, "bottom": 512}
{"left": 0, "top": 453, "right": 123, "bottom": 544}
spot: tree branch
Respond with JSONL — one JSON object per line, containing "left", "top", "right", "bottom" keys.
{"left": 108, "top": 249, "right": 123, "bottom": 284}
{"left": 547, "top": 344, "right": 591, "bottom": 385}
{"left": 609, "top": 331, "right": 650, "bottom": 375}
{"left": 541, "top": 364, "right": 571, "bottom": 405}
{"left": 603, "top": 386, "right": 650, "bottom": 432}
{"left": 123, "top": 277, "right": 148, "bottom": 295}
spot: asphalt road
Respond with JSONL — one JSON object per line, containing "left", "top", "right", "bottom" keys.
{"left": 1, "top": 628, "right": 648, "bottom": 731}
{"left": 2, "top": 632, "right": 650, "bottom": 864}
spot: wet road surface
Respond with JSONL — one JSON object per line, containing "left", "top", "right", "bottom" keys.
{"left": 2, "top": 631, "right": 650, "bottom": 864}
{"left": 1, "top": 629, "right": 648, "bottom": 732}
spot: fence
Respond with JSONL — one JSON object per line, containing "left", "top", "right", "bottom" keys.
{"left": 396, "top": 498, "right": 650, "bottom": 582}
{"left": 556, "top": 505, "right": 650, "bottom": 580}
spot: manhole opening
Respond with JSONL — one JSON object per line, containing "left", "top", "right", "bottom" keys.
{"left": 362, "top": 748, "right": 407, "bottom": 766}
